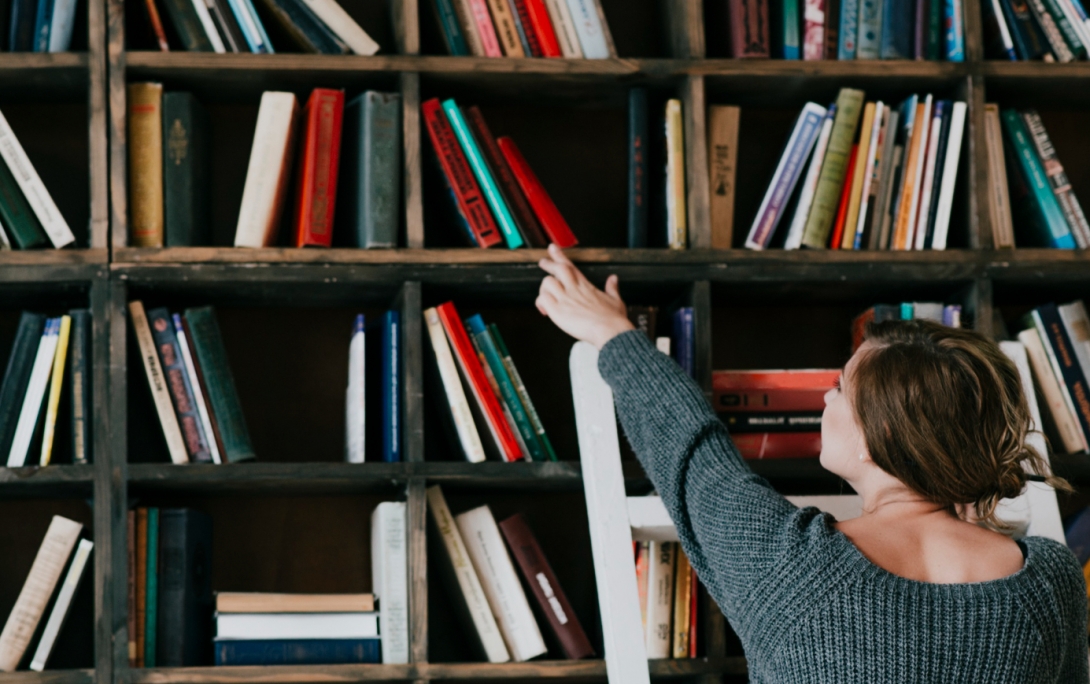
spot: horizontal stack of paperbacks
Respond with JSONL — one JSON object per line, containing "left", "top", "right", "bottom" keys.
{"left": 0, "top": 311, "right": 92, "bottom": 467}
{"left": 0, "top": 107, "right": 76, "bottom": 251}
{"left": 632, "top": 540, "right": 702, "bottom": 660}
{"left": 712, "top": 301, "right": 962, "bottom": 459}
{"left": 426, "top": 0, "right": 616, "bottom": 58}
{"left": 5, "top": 0, "right": 81, "bottom": 52}
{"left": 132, "top": 0, "right": 380, "bottom": 53}
{"left": 981, "top": 105, "right": 1089, "bottom": 249}
{"left": 126, "top": 502, "right": 409, "bottom": 666}
{"left": 982, "top": 0, "right": 1090, "bottom": 61}
{"left": 741, "top": 88, "right": 968, "bottom": 251}
{"left": 127, "top": 86, "right": 402, "bottom": 249}
{"left": 0, "top": 517, "right": 93, "bottom": 672}
{"left": 708, "top": 0, "right": 965, "bottom": 60}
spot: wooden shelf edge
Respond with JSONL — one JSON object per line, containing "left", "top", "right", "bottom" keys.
{"left": 0, "top": 669, "right": 95, "bottom": 684}
{"left": 979, "top": 61, "right": 1090, "bottom": 79}
{"left": 0, "top": 249, "right": 107, "bottom": 266}
{"left": 0, "top": 464, "right": 95, "bottom": 484}
{"left": 0, "top": 52, "right": 88, "bottom": 69}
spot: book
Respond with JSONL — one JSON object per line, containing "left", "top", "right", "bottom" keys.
{"left": 38, "top": 314, "right": 69, "bottom": 465}
{"left": 214, "top": 638, "right": 380, "bottom": 665}
{"left": 160, "top": 0, "right": 216, "bottom": 50}
{"left": 234, "top": 92, "right": 300, "bottom": 247}
{"left": 1042, "top": 0, "right": 1086, "bottom": 58}
{"left": 456, "top": 505, "right": 547, "bottom": 662}
{"left": 424, "top": 306, "right": 486, "bottom": 463}
{"left": 68, "top": 310, "right": 91, "bottom": 464}
{"left": 728, "top": 0, "right": 771, "bottom": 56}
{"left": 856, "top": 0, "right": 882, "bottom": 57}
{"left": 1027, "top": 0, "right": 1075, "bottom": 59}
{"left": 1029, "top": 305, "right": 1090, "bottom": 446}
{"left": 0, "top": 152, "right": 49, "bottom": 249}
{"left": 345, "top": 314, "right": 365, "bottom": 463}
{"left": 148, "top": 307, "right": 212, "bottom": 463}
{"left": 339, "top": 91, "right": 401, "bottom": 249}
{"left": 0, "top": 516, "right": 82, "bottom": 672}
{"left": 802, "top": 0, "right": 825, "bottom": 58}
{"left": 543, "top": 0, "right": 581, "bottom": 56}
{"left": 874, "top": 123, "right": 905, "bottom": 250}
{"left": 506, "top": 0, "right": 535, "bottom": 54}
{"left": 139, "top": 0, "right": 172, "bottom": 51}
{"left": 32, "top": 0, "right": 55, "bottom": 50}
{"left": 206, "top": 0, "right": 248, "bottom": 51}
{"left": 379, "top": 310, "right": 400, "bottom": 463}
{"left": 879, "top": 0, "right": 913, "bottom": 56}
{"left": 29, "top": 538, "right": 92, "bottom": 671}
{"left": 297, "top": 0, "right": 379, "bottom": 54}
{"left": 145, "top": 507, "right": 160, "bottom": 667}
{"left": 128, "top": 83, "right": 165, "bottom": 247}
{"left": 468, "top": 329, "right": 530, "bottom": 461}
{"left": 254, "top": 0, "right": 348, "bottom": 53}
{"left": 1022, "top": 110, "right": 1090, "bottom": 248}
{"left": 162, "top": 92, "right": 211, "bottom": 246}
{"left": 922, "top": 101, "right": 953, "bottom": 248}
{"left": 1019, "top": 327, "right": 1085, "bottom": 453}
{"left": 634, "top": 541, "right": 649, "bottom": 629}
{"left": 713, "top": 369, "right": 838, "bottom": 411}
{"left": 1059, "top": 302, "right": 1090, "bottom": 389}
{"left": 801, "top": 88, "right": 864, "bottom": 249}
{"left": 912, "top": 101, "right": 945, "bottom": 250}
{"left": 1001, "top": 109, "right": 1074, "bottom": 249}
{"left": 294, "top": 88, "right": 345, "bottom": 247}
{"left": 785, "top": 104, "right": 836, "bottom": 250}
{"left": 837, "top": 0, "right": 858, "bottom": 57}
{"left": 9, "top": 0, "right": 38, "bottom": 50}
{"left": 665, "top": 99, "right": 686, "bottom": 250}
{"left": 217, "top": 593, "right": 375, "bottom": 612}
{"left": 466, "top": 0, "right": 503, "bottom": 56}
{"left": 945, "top": 0, "right": 966, "bottom": 58}
{"left": 490, "top": 324, "right": 557, "bottom": 461}
{"left": 984, "top": 0, "right": 1018, "bottom": 58}
{"left": 174, "top": 314, "right": 221, "bottom": 464}
{"left": 497, "top": 136, "right": 578, "bottom": 248}
{"left": 671, "top": 550, "right": 692, "bottom": 658}
{"left": 157, "top": 509, "right": 213, "bottom": 666}
{"left": 216, "top": 612, "right": 379, "bottom": 639}
{"left": 431, "top": 0, "right": 469, "bottom": 55}
{"left": 730, "top": 431, "right": 823, "bottom": 458}
{"left": 644, "top": 541, "right": 675, "bottom": 658}
{"left": 7, "top": 318, "right": 60, "bottom": 467}
{"left": 186, "top": 0, "right": 226, "bottom": 53}
{"left": 840, "top": 102, "right": 877, "bottom": 249}
{"left": 774, "top": 0, "right": 801, "bottom": 57}
{"left": 928, "top": 101, "right": 966, "bottom": 250}
{"left": 130, "top": 302, "right": 188, "bottom": 464}
{"left": 487, "top": 0, "right": 524, "bottom": 54}
{"left": 1001, "top": 0, "right": 1052, "bottom": 58}
{"left": 828, "top": 144, "right": 857, "bottom": 250}
{"left": 426, "top": 485, "right": 510, "bottom": 663}
{"left": 707, "top": 105, "right": 739, "bottom": 250}
{"left": 825, "top": 0, "right": 841, "bottom": 57}
{"left": 512, "top": 0, "right": 558, "bottom": 56}
{"left": 889, "top": 99, "right": 924, "bottom": 250}
{"left": 450, "top": 0, "right": 485, "bottom": 55}
{"left": 135, "top": 508, "right": 148, "bottom": 666}
{"left": 227, "top": 0, "right": 274, "bottom": 52}
{"left": 722, "top": 412, "right": 823, "bottom": 432}
{"left": 900, "top": 97, "right": 934, "bottom": 250}
{"left": 498, "top": 512, "right": 594, "bottom": 660}
{"left": 372, "top": 502, "right": 408, "bottom": 664}
{"left": 45, "top": 0, "right": 75, "bottom": 50}
{"left": 564, "top": 0, "right": 614, "bottom": 57}
{"left": 852, "top": 103, "right": 885, "bottom": 249}
{"left": 673, "top": 307, "right": 694, "bottom": 378}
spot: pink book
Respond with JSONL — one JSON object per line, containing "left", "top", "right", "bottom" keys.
{"left": 803, "top": 0, "right": 825, "bottom": 60}
{"left": 467, "top": 0, "right": 504, "bottom": 56}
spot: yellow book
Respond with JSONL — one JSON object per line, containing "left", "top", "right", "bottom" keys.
{"left": 665, "top": 99, "right": 687, "bottom": 249}
{"left": 840, "top": 102, "right": 875, "bottom": 249}
{"left": 38, "top": 316, "right": 70, "bottom": 466}
{"left": 672, "top": 549, "right": 693, "bottom": 658}
{"left": 127, "top": 83, "right": 164, "bottom": 247}
{"left": 892, "top": 102, "right": 926, "bottom": 250}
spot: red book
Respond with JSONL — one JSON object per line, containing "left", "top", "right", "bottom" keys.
{"left": 802, "top": 0, "right": 824, "bottom": 59}
{"left": 713, "top": 369, "right": 838, "bottom": 412}
{"left": 730, "top": 432, "right": 823, "bottom": 459}
{"left": 688, "top": 572, "right": 698, "bottom": 658}
{"left": 294, "top": 88, "right": 345, "bottom": 248}
{"left": 497, "top": 136, "right": 578, "bottom": 248}
{"left": 421, "top": 99, "right": 503, "bottom": 248}
{"left": 728, "top": 0, "right": 770, "bottom": 57}
{"left": 435, "top": 301, "right": 522, "bottom": 461}
{"left": 516, "top": 0, "right": 562, "bottom": 57}
{"left": 828, "top": 144, "right": 857, "bottom": 249}
{"left": 466, "top": 0, "right": 503, "bottom": 56}
{"left": 510, "top": 0, "right": 543, "bottom": 55}
{"left": 143, "top": 0, "right": 170, "bottom": 51}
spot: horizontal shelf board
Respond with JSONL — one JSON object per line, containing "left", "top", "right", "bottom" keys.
{"left": 0, "top": 465, "right": 95, "bottom": 497}
{"left": 0, "top": 53, "right": 89, "bottom": 101}
{"left": 0, "top": 250, "right": 107, "bottom": 284}
{"left": 980, "top": 63, "right": 1090, "bottom": 107}
{"left": 0, "top": 669, "right": 95, "bottom": 684}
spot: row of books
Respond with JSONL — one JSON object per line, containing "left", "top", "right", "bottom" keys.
{"left": 136, "top": 0, "right": 379, "bottom": 53}
{"left": 983, "top": 105, "right": 1088, "bottom": 249}
{"left": 0, "top": 311, "right": 92, "bottom": 467}
{"left": 128, "top": 86, "right": 401, "bottom": 249}
{"left": 633, "top": 541, "right": 700, "bottom": 659}
{"left": 428, "top": 0, "right": 615, "bottom": 58}
{"left": 714, "top": 0, "right": 965, "bottom": 60}
{"left": 624, "top": 91, "right": 689, "bottom": 250}
{"left": 0, "top": 516, "right": 92, "bottom": 672}
{"left": 6, "top": 0, "right": 79, "bottom": 52}
{"left": 0, "top": 107, "right": 75, "bottom": 251}
{"left": 745, "top": 89, "right": 966, "bottom": 251}
{"left": 423, "top": 98, "right": 579, "bottom": 250}
{"left": 982, "top": 0, "right": 1090, "bottom": 60}
{"left": 344, "top": 312, "right": 402, "bottom": 464}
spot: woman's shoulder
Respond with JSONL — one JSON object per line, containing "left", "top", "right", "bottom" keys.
{"left": 1023, "top": 536, "right": 1084, "bottom": 579}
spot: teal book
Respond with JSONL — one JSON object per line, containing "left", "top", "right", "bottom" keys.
{"left": 466, "top": 314, "right": 543, "bottom": 461}
{"left": 777, "top": 0, "right": 801, "bottom": 58}
{"left": 0, "top": 155, "right": 49, "bottom": 249}
{"left": 1042, "top": 0, "right": 1087, "bottom": 58}
{"left": 855, "top": 0, "right": 882, "bottom": 58}
{"left": 145, "top": 507, "right": 160, "bottom": 668}
{"left": 441, "top": 100, "right": 524, "bottom": 249}
{"left": 838, "top": 0, "right": 860, "bottom": 58}
{"left": 1000, "top": 109, "right": 1075, "bottom": 249}
{"left": 489, "top": 323, "right": 558, "bottom": 461}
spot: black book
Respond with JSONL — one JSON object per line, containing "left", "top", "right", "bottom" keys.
{"left": 68, "top": 309, "right": 91, "bottom": 465}
{"left": 7, "top": 0, "right": 34, "bottom": 50}
{"left": 207, "top": 0, "right": 246, "bottom": 51}
{"left": 252, "top": 0, "right": 347, "bottom": 54}
{"left": 627, "top": 88, "right": 648, "bottom": 248}
{"left": 999, "top": 0, "right": 1051, "bottom": 59}
{"left": 159, "top": 0, "right": 215, "bottom": 50}
{"left": 157, "top": 508, "right": 214, "bottom": 666}
{"left": 0, "top": 312, "right": 45, "bottom": 459}
{"left": 720, "top": 411, "right": 824, "bottom": 432}
{"left": 162, "top": 92, "right": 211, "bottom": 246}
{"left": 923, "top": 101, "right": 953, "bottom": 249}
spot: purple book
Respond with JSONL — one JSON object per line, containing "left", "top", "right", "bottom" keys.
{"left": 915, "top": 0, "right": 928, "bottom": 57}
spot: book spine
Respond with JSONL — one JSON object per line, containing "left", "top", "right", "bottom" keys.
{"left": 714, "top": 388, "right": 830, "bottom": 412}
{"left": 9, "top": 0, "right": 38, "bottom": 50}
{"left": 628, "top": 88, "right": 649, "bottom": 248}
{"left": 127, "top": 511, "right": 137, "bottom": 667}
{"left": 497, "top": 137, "right": 578, "bottom": 247}
{"left": 1019, "top": 327, "right": 1085, "bottom": 453}
{"left": 855, "top": 0, "right": 881, "bottom": 57}
{"left": 779, "top": 0, "right": 801, "bottom": 57}
{"left": 452, "top": 0, "right": 486, "bottom": 54}
{"left": 433, "top": 0, "right": 470, "bottom": 55}
{"left": 157, "top": 509, "right": 213, "bottom": 666}
{"left": 468, "top": 332, "right": 530, "bottom": 460}
{"left": 510, "top": 0, "right": 545, "bottom": 55}
{"left": 707, "top": 105, "right": 740, "bottom": 250}
{"left": 842, "top": 103, "right": 876, "bottom": 249}
{"left": 466, "top": 0, "right": 503, "bottom": 55}
{"left": 785, "top": 104, "right": 836, "bottom": 250}
{"left": 260, "top": 0, "right": 348, "bottom": 54}
{"left": 294, "top": 88, "right": 345, "bottom": 247}
{"left": 174, "top": 314, "right": 222, "bottom": 464}
{"left": 1036, "top": 305, "right": 1090, "bottom": 445}
{"left": 671, "top": 549, "right": 692, "bottom": 658}
{"left": 729, "top": 0, "right": 771, "bottom": 56}
{"left": 928, "top": 0, "right": 943, "bottom": 57}
{"left": 38, "top": 315, "right": 70, "bottom": 465}
{"left": 424, "top": 308, "right": 486, "bottom": 463}
{"left": 665, "top": 99, "right": 687, "bottom": 250}
{"left": 184, "top": 307, "right": 255, "bottom": 462}
{"left": 914, "top": 0, "right": 928, "bottom": 57}
{"left": 867, "top": 108, "right": 899, "bottom": 249}
{"left": 824, "top": 0, "right": 841, "bottom": 57}
{"left": 29, "top": 536, "right": 90, "bottom": 668}
{"left": 929, "top": 102, "right": 966, "bottom": 250}
{"left": 163, "top": 92, "right": 211, "bottom": 247}
{"left": 945, "top": 0, "right": 966, "bottom": 58}
{"left": 234, "top": 92, "right": 299, "bottom": 247}
{"left": 1041, "top": 0, "right": 1086, "bottom": 56}
{"left": 68, "top": 310, "right": 90, "bottom": 464}
{"left": 879, "top": 0, "right": 913, "bottom": 56}
{"left": 139, "top": 0, "right": 171, "bottom": 50}
{"left": 1001, "top": 109, "right": 1074, "bottom": 248}
{"left": 224, "top": 0, "right": 269, "bottom": 51}
{"left": 837, "top": 0, "right": 858, "bottom": 57}
{"left": 160, "top": 0, "right": 215, "bottom": 49}
{"left": 505, "top": 0, "right": 534, "bottom": 54}
{"left": 47, "top": 0, "right": 77, "bottom": 51}
{"left": 130, "top": 302, "right": 188, "bottom": 465}
{"left": 634, "top": 541, "right": 649, "bottom": 628}
{"left": 0, "top": 516, "right": 82, "bottom": 672}
{"left": 722, "top": 411, "right": 825, "bottom": 431}
{"left": 145, "top": 507, "right": 159, "bottom": 668}
{"left": 1028, "top": 311, "right": 1088, "bottom": 450}
{"left": 489, "top": 323, "right": 558, "bottom": 461}
{"left": 543, "top": 0, "right": 582, "bottom": 56}
{"left": 674, "top": 307, "right": 695, "bottom": 377}
{"left": 853, "top": 103, "right": 884, "bottom": 249}
{"left": 147, "top": 307, "right": 212, "bottom": 463}
{"left": 297, "top": 0, "right": 380, "bottom": 54}
{"left": 829, "top": 144, "right": 857, "bottom": 249}
{"left": 0, "top": 155, "right": 49, "bottom": 248}
{"left": 912, "top": 102, "right": 944, "bottom": 250}
{"left": 7, "top": 318, "right": 59, "bottom": 467}
{"left": 1027, "top": 0, "right": 1076, "bottom": 59}
{"left": 372, "top": 502, "right": 409, "bottom": 664}
{"left": 32, "top": 0, "right": 55, "bottom": 52}
{"left": 0, "top": 313, "right": 44, "bottom": 463}
{"left": 713, "top": 368, "right": 841, "bottom": 389}
{"left": 564, "top": 0, "right": 610, "bottom": 56}
{"left": 486, "top": 0, "right": 525, "bottom": 54}
{"left": 207, "top": 0, "right": 247, "bottom": 51}
{"left": 801, "top": 88, "right": 864, "bottom": 249}
{"left": 891, "top": 101, "right": 927, "bottom": 250}
{"left": 190, "top": 0, "right": 227, "bottom": 52}
{"left": 215, "top": 638, "right": 381, "bottom": 665}
{"left": 382, "top": 310, "right": 400, "bottom": 463}
{"left": 1023, "top": 110, "right": 1090, "bottom": 248}
{"left": 644, "top": 541, "right": 675, "bottom": 658}
{"left": 802, "top": 0, "right": 825, "bottom": 58}
{"left": 346, "top": 315, "right": 365, "bottom": 463}
{"left": 923, "top": 102, "right": 953, "bottom": 248}
{"left": 135, "top": 508, "right": 147, "bottom": 667}
{"left": 729, "top": 431, "right": 824, "bottom": 458}
{"left": 128, "top": 83, "right": 164, "bottom": 247}
{"left": 1002, "top": 0, "right": 1051, "bottom": 57}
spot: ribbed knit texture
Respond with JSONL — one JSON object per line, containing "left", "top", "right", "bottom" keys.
{"left": 599, "top": 330, "right": 1090, "bottom": 683}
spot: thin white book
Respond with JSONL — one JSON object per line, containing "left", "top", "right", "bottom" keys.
{"left": 0, "top": 108, "right": 74, "bottom": 248}
{"left": 664, "top": 99, "right": 686, "bottom": 250}
{"left": 425, "top": 308, "right": 486, "bottom": 463}
{"left": 129, "top": 301, "right": 189, "bottom": 465}
{"left": 372, "top": 502, "right": 408, "bottom": 664}
{"left": 1059, "top": 301, "right": 1090, "bottom": 384}
{"left": 426, "top": 486, "right": 510, "bottom": 663}
{"left": 234, "top": 92, "right": 299, "bottom": 247}
{"left": 913, "top": 104, "right": 944, "bottom": 250}
{"left": 643, "top": 541, "right": 675, "bottom": 659}
{"left": 47, "top": 0, "right": 79, "bottom": 51}
{"left": 215, "top": 612, "right": 379, "bottom": 639}
{"left": 564, "top": 0, "right": 615, "bottom": 58}
{"left": 901, "top": 94, "right": 932, "bottom": 250}
{"left": 1019, "top": 327, "right": 1087, "bottom": 453}
{"left": 929, "top": 101, "right": 966, "bottom": 251}
{"left": 346, "top": 315, "right": 366, "bottom": 464}
{"left": 989, "top": 0, "right": 1017, "bottom": 56}
{"left": 456, "top": 505, "right": 547, "bottom": 663}
{"left": 544, "top": 0, "right": 583, "bottom": 56}
{"left": 853, "top": 102, "right": 885, "bottom": 248}
{"left": 1031, "top": 309, "right": 1087, "bottom": 450}
{"left": 30, "top": 538, "right": 93, "bottom": 672}
{"left": 174, "top": 314, "right": 222, "bottom": 465}
{"left": 298, "top": 0, "right": 380, "bottom": 54}
{"left": 8, "top": 318, "right": 60, "bottom": 467}
{"left": 190, "top": 0, "right": 227, "bottom": 51}
{"left": 0, "top": 516, "right": 83, "bottom": 672}
{"left": 785, "top": 107, "right": 836, "bottom": 250}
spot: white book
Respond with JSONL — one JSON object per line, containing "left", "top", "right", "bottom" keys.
{"left": 544, "top": 0, "right": 583, "bottom": 56}
{"left": 1060, "top": 301, "right": 1090, "bottom": 385}
{"left": 427, "top": 486, "right": 510, "bottom": 663}
{"left": 929, "top": 101, "right": 966, "bottom": 251}
{"left": 655, "top": 337, "right": 671, "bottom": 355}
{"left": 456, "top": 505, "right": 547, "bottom": 663}
{"left": 8, "top": 319, "right": 60, "bottom": 467}
{"left": 234, "top": 92, "right": 299, "bottom": 247}
{"left": 643, "top": 541, "right": 675, "bottom": 659}
{"left": 1019, "top": 328, "right": 1086, "bottom": 454}
{"left": 902, "top": 94, "right": 932, "bottom": 250}
{"left": 298, "top": 0, "right": 380, "bottom": 54}
{"left": 564, "top": 0, "right": 615, "bottom": 58}
{"left": 785, "top": 106, "right": 836, "bottom": 250}
{"left": 30, "top": 539, "right": 93, "bottom": 671}
{"left": 570, "top": 342, "right": 650, "bottom": 684}
{"left": 0, "top": 108, "right": 74, "bottom": 248}
{"left": 129, "top": 301, "right": 189, "bottom": 465}
{"left": 912, "top": 302, "right": 944, "bottom": 323}
{"left": 988, "top": 0, "right": 1017, "bottom": 56}
{"left": 346, "top": 315, "right": 366, "bottom": 464}
{"left": 190, "top": 0, "right": 226, "bottom": 52}
{"left": 216, "top": 612, "right": 379, "bottom": 639}
{"left": 1056, "top": 0, "right": 1090, "bottom": 52}
{"left": 371, "top": 502, "right": 408, "bottom": 664}
{"left": 425, "top": 308, "right": 485, "bottom": 463}
{"left": 853, "top": 102, "right": 884, "bottom": 249}
{"left": 913, "top": 104, "right": 944, "bottom": 250}
{"left": 47, "top": 0, "right": 79, "bottom": 51}
{"left": 174, "top": 314, "right": 221, "bottom": 465}
{"left": 0, "top": 516, "right": 82, "bottom": 672}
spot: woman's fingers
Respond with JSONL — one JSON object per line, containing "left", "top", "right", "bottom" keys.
{"left": 540, "top": 275, "right": 566, "bottom": 300}
{"left": 538, "top": 255, "right": 581, "bottom": 290}
{"left": 547, "top": 243, "right": 572, "bottom": 265}
{"left": 604, "top": 274, "right": 621, "bottom": 300}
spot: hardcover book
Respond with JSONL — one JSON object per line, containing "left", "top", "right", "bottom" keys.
{"left": 497, "top": 137, "right": 578, "bottom": 248}
{"left": 147, "top": 306, "right": 212, "bottom": 463}
{"left": 68, "top": 309, "right": 91, "bottom": 464}
{"left": 708, "top": 105, "right": 740, "bottom": 250}
{"left": 130, "top": 301, "right": 189, "bottom": 465}
{"left": 340, "top": 91, "right": 401, "bottom": 248}
{"left": 294, "top": 88, "right": 345, "bottom": 247}
{"left": 157, "top": 509, "right": 213, "bottom": 666}
{"left": 162, "top": 92, "right": 211, "bottom": 246}
{"left": 0, "top": 313, "right": 45, "bottom": 461}
{"left": 234, "top": 91, "right": 300, "bottom": 247}
{"left": 128, "top": 83, "right": 165, "bottom": 247}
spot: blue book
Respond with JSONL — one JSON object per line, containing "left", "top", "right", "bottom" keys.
{"left": 32, "top": 0, "right": 54, "bottom": 52}
{"left": 9, "top": 0, "right": 38, "bottom": 50}
{"left": 215, "top": 638, "right": 381, "bottom": 665}
{"left": 879, "top": 0, "right": 913, "bottom": 57}
{"left": 945, "top": 0, "right": 966, "bottom": 60}
{"left": 838, "top": 0, "right": 860, "bottom": 58}
{"left": 1001, "top": 109, "right": 1075, "bottom": 249}
{"left": 673, "top": 307, "right": 694, "bottom": 378}
{"left": 225, "top": 0, "right": 273, "bottom": 52}
{"left": 441, "top": 99, "right": 524, "bottom": 249}
{"left": 505, "top": 0, "right": 533, "bottom": 54}
{"left": 381, "top": 310, "right": 400, "bottom": 463}
{"left": 1065, "top": 506, "right": 1090, "bottom": 566}
{"left": 627, "top": 88, "right": 648, "bottom": 248}
{"left": 900, "top": 302, "right": 914, "bottom": 320}
{"left": 431, "top": 0, "right": 469, "bottom": 55}
{"left": 856, "top": 0, "right": 883, "bottom": 58}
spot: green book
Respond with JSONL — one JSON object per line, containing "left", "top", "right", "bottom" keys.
{"left": 1041, "top": 0, "right": 1087, "bottom": 58}
{"left": 0, "top": 155, "right": 48, "bottom": 249}
{"left": 490, "top": 323, "right": 558, "bottom": 462}
{"left": 801, "top": 88, "right": 865, "bottom": 249}
{"left": 145, "top": 507, "right": 159, "bottom": 668}
{"left": 162, "top": 92, "right": 211, "bottom": 247}
{"left": 1000, "top": 109, "right": 1075, "bottom": 249}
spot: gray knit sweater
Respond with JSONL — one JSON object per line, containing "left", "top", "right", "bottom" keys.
{"left": 599, "top": 330, "right": 1090, "bottom": 683}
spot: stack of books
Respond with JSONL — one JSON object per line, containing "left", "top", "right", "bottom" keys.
{"left": 128, "top": 86, "right": 401, "bottom": 249}
{"left": 0, "top": 311, "right": 92, "bottom": 467}
{"left": 983, "top": 0, "right": 1090, "bottom": 61}
{"left": 0, "top": 107, "right": 75, "bottom": 250}
{"left": 710, "top": 0, "right": 965, "bottom": 60}
{"left": 0, "top": 516, "right": 92, "bottom": 672}
{"left": 983, "top": 105, "right": 1088, "bottom": 249}
{"left": 427, "top": 0, "right": 616, "bottom": 58}
{"left": 7, "top": 0, "right": 80, "bottom": 52}
{"left": 632, "top": 541, "right": 701, "bottom": 659}
{"left": 423, "top": 98, "right": 579, "bottom": 250}
{"left": 134, "top": 0, "right": 379, "bottom": 54}
{"left": 344, "top": 312, "right": 402, "bottom": 464}
{"left": 427, "top": 485, "right": 595, "bottom": 663}
{"left": 745, "top": 89, "right": 967, "bottom": 252}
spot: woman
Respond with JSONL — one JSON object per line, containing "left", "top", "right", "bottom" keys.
{"left": 536, "top": 244, "right": 1088, "bottom": 683}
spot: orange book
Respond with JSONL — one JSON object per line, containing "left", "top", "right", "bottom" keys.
{"left": 293, "top": 88, "right": 345, "bottom": 248}
{"left": 828, "top": 144, "right": 858, "bottom": 249}
{"left": 891, "top": 102, "right": 927, "bottom": 250}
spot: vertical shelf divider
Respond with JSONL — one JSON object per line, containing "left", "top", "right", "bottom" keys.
{"left": 966, "top": 74, "right": 993, "bottom": 249}
{"left": 88, "top": 0, "right": 108, "bottom": 249}
{"left": 106, "top": 0, "right": 128, "bottom": 249}
{"left": 91, "top": 272, "right": 114, "bottom": 684}
{"left": 683, "top": 76, "right": 712, "bottom": 249}
{"left": 105, "top": 277, "right": 130, "bottom": 682}
{"left": 394, "top": 0, "right": 424, "bottom": 248}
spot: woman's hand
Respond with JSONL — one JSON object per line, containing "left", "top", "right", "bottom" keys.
{"left": 536, "top": 244, "right": 635, "bottom": 350}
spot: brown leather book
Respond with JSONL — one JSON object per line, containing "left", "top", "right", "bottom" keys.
{"left": 498, "top": 513, "right": 595, "bottom": 660}
{"left": 128, "top": 83, "right": 164, "bottom": 247}
{"left": 728, "top": 0, "right": 770, "bottom": 57}
{"left": 707, "top": 106, "right": 740, "bottom": 249}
